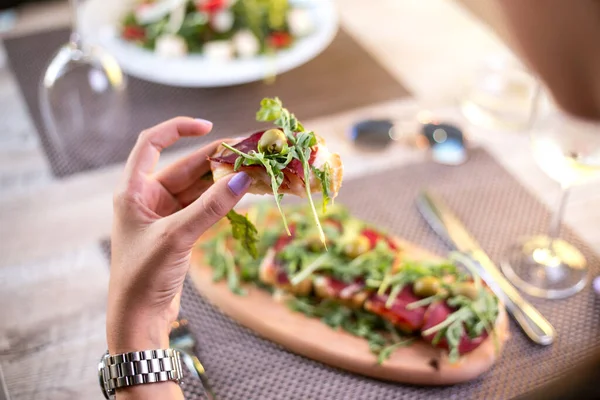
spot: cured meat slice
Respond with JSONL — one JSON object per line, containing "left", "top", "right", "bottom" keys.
{"left": 421, "top": 301, "right": 489, "bottom": 354}
{"left": 364, "top": 286, "right": 428, "bottom": 333}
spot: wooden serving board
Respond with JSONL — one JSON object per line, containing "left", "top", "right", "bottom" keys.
{"left": 189, "top": 237, "right": 509, "bottom": 386}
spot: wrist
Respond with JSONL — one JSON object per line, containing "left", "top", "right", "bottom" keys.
{"left": 107, "top": 306, "right": 172, "bottom": 355}
{"left": 115, "top": 381, "right": 184, "bottom": 400}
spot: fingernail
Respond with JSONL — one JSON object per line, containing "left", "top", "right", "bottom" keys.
{"left": 195, "top": 118, "right": 213, "bottom": 127}
{"left": 228, "top": 172, "right": 252, "bottom": 196}
{"left": 593, "top": 275, "right": 600, "bottom": 295}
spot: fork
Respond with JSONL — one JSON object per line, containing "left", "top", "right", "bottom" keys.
{"left": 170, "top": 319, "right": 218, "bottom": 400}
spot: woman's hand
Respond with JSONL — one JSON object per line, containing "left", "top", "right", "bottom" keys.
{"left": 107, "top": 117, "right": 252, "bottom": 356}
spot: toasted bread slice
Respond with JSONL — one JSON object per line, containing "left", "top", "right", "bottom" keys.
{"left": 210, "top": 135, "right": 343, "bottom": 198}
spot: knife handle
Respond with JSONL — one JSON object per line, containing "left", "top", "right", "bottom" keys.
{"left": 501, "top": 285, "right": 556, "bottom": 345}
{"left": 472, "top": 251, "right": 556, "bottom": 345}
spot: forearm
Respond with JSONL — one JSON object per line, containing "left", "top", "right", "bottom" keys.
{"left": 496, "top": 0, "right": 600, "bottom": 118}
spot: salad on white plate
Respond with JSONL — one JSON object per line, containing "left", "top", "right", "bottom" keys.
{"left": 120, "top": 0, "right": 315, "bottom": 61}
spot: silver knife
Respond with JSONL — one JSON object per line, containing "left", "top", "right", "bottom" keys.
{"left": 416, "top": 190, "right": 555, "bottom": 345}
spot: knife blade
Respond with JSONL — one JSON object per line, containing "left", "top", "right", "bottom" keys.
{"left": 416, "top": 190, "right": 555, "bottom": 345}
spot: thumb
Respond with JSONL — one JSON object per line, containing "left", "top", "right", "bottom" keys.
{"left": 168, "top": 172, "right": 252, "bottom": 243}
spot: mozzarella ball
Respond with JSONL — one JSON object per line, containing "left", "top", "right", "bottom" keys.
{"left": 203, "top": 40, "right": 234, "bottom": 62}
{"left": 155, "top": 34, "right": 188, "bottom": 58}
{"left": 287, "top": 8, "right": 314, "bottom": 37}
{"left": 210, "top": 10, "right": 234, "bottom": 33}
{"left": 233, "top": 30, "right": 260, "bottom": 58}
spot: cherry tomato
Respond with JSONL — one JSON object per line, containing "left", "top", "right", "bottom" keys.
{"left": 268, "top": 32, "right": 293, "bottom": 49}
{"left": 197, "top": 0, "right": 225, "bottom": 13}
{"left": 122, "top": 25, "right": 146, "bottom": 41}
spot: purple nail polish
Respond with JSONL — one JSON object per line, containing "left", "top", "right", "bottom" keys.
{"left": 593, "top": 276, "right": 600, "bottom": 295}
{"left": 195, "top": 118, "right": 213, "bottom": 126}
{"left": 228, "top": 172, "right": 252, "bottom": 196}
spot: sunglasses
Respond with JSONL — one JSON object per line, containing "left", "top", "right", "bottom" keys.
{"left": 349, "top": 118, "right": 468, "bottom": 166}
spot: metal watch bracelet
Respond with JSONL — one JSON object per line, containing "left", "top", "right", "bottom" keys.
{"left": 98, "top": 348, "right": 183, "bottom": 399}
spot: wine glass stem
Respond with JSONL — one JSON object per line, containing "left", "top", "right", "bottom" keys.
{"left": 548, "top": 185, "right": 570, "bottom": 243}
{"left": 69, "top": 0, "right": 83, "bottom": 48}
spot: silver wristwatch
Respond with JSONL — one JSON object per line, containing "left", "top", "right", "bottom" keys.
{"left": 98, "top": 349, "right": 183, "bottom": 399}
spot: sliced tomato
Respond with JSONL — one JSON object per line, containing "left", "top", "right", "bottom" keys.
{"left": 361, "top": 228, "right": 399, "bottom": 250}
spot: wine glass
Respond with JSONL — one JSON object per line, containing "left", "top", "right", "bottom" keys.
{"left": 459, "top": 54, "right": 538, "bottom": 132}
{"left": 39, "top": 0, "right": 127, "bottom": 171}
{"left": 501, "top": 84, "right": 600, "bottom": 299}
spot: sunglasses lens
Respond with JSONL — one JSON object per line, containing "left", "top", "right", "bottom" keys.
{"left": 431, "top": 138, "right": 467, "bottom": 165}
{"left": 349, "top": 119, "right": 394, "bottom": 150}
{"left": 422, "top": 123, "right": 467, "bottom": 165}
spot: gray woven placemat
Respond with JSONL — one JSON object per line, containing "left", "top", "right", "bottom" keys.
{"left": 102, "top": 148, "right": 600, "bottom": 400}
{"left": 4, "top": 27, "right": 409, "bottom": 178}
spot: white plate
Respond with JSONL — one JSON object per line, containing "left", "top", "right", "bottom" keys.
{"left": 80, "top": 0, "right": 339, "bottom": 87}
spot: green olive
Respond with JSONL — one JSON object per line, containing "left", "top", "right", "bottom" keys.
{"left": 306, "top": 235, "right": 326, "bottom": 253}
{"left": 343, "top": 235, "right": 371, "bottom": 259}
{"left": 258, "top": 129, "right": 288, "bottom": 155}
{"left": 413, "top": 276, "right": 441, "bottom": 298}
{"left": 452, "top": 282, "right": 479, "bottom": 300}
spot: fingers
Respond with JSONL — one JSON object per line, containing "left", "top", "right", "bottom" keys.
{"left": 154, "top": 139, "right": 223, "bottom": 195}
{"left": 123, "top": 117, "right": 213, "bottom": 188}
{"left": 164, "top": 172, "right": 252, "bottom": 244}
{"left": 175, "top": 178, "right": 213, "bottom": 208}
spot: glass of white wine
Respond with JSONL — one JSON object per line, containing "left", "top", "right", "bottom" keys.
{"left": 501, "top": 85, "right": 600, "bottom": 299}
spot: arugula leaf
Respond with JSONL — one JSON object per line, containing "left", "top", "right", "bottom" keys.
{"left": 221, "top": 142, "right": 292, "bottom": 235}
{"left": 312, "top": 163, "right": 332, "bottom": 212}
{"left": 286, "top": 295, "right": 412, "bottom": 364}
{"left": 225, "top": 250, "right": 245, "bottom": 296}
{"left": 226, "top": 209, "right": 259, "bottom": 259}
{"left": 385, "top": 284, "right": 403, "bottom": 308}
{"left": 297, "top": 145, "right": 327, "bottom": 248}
{"left": 289, "top": 253, "right": 332, "bottom": 286}
{"left": 287, "top": 296, "right": 318, "bottom": 316}
{"left": 256, "top": 97, "right": 283, "bottom": 122}
{"left": 227, "top": 97, "right": 328, "bottom": 247}
{"left": 376, "top": 338, "right": 414, "bottom": 365}
{"left": 405, "top": 294, "right": 443, "bottom": 310}
{"left": 255, "top": 153, "right": 290, "bottom": 235}
{"left": 206, "top": 233, "right": 247, "bottom": 295}
{"left": 234, "top": 156, "right": 244, "bottom": 171}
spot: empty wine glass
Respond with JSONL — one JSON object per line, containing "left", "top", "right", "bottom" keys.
{"left": 39, "top": 0, "right": 127, "bottom": 171}
{"left": 501, "top": 84, "right": 600, "bottom": 299}
{"left": 459, "top": 54, "right": 538, "bottom": 131}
